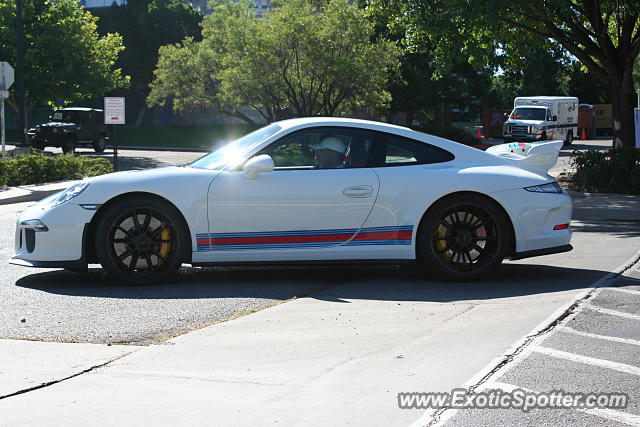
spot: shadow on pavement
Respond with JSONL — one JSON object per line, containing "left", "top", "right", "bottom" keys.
{"left": 16, "top": 261, "right": 610, "bottom": 303}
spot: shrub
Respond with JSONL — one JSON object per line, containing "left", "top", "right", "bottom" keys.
{"left": 0, "top": 154, "right": 113, "bottom": 187}
{"left": 411, "top": 124, "right": 481, "bottom": 146}
{"left": 570, "top": 147, "right": 640, "bottom": 194}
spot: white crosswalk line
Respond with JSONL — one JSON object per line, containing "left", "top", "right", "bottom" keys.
{"left": 557, "top": 326, "right": 640, "bottom": 346}
{"left": 584, "top": 304, "right": 640, "bottom": 321}
{"left": 534, "top": 346, "right": 640, "bottom": 376}
{"left": 482, "top": 382, "right": 640, "bottom": 426}
{"left": 581, "top": 408, "right": 640, "bottom": 427}
{"left": 605, "top": 287, "right": 640, "bottom": 296}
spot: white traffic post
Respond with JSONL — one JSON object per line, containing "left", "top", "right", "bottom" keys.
{"left": 0, "top": 62, "right": 15, "bottom": 161}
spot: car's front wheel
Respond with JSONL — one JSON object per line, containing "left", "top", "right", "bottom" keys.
{"left": 417, "top": 194, "right": 510, "bottom": 281}
{"left": 564, "top": 130, "right": 573, "bottom": 146}
{"left": 62, "top": 136, "right": 76, "bottom": 154}
{"left": 95, "top": 197, "right": 188, "bottom": 284}
{"left": 93, "top": 134, "right": 107, "bottom": 153}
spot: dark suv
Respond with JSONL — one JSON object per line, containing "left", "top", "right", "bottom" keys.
{"left": 29, "top": 108, "right": 109, "bottom": 153}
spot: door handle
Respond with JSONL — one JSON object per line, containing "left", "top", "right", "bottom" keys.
{"left": 343, "top": 185, "right": 373, "bottom": 198}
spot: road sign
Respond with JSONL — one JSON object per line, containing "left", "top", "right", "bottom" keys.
{"left": 0, "top": 62, "right": 14, "bottom": 93}
{"left": 0, "top": 62, "right": 13, "bottom": 160}
{"left": 104, "top": 97, "right": 125, "bottom": 125}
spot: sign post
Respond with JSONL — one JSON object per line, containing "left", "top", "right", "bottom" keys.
{"left": 0, "top": 62, "right": 15, "bottom": 161}
{"left": 104, "top": 97, "right": 125, "bottom": 171}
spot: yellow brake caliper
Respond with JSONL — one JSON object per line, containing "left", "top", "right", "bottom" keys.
{"left": 434, "top": 224, "right": 452, "bottom": 261}
{"left": 158, "top": 222, "right": 171, "bottom": 264}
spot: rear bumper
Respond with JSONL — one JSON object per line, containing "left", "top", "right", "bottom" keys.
{"left": 509, "top": 244, "right": 573, "bottom": 261}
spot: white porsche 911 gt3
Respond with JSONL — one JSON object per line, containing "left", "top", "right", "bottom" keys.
{"left": 11, "top": 117, "right": 572, "bottom": 284}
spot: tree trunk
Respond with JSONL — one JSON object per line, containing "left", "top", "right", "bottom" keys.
{"left": 611, "top": 80, "right": 636, "bottom": 149}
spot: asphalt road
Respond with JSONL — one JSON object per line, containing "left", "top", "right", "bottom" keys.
{"left": 442, "top": 270, "right": 640, "bottom": 426}
{"left": 2, "top": 196, "right": 639, "bottom": 347}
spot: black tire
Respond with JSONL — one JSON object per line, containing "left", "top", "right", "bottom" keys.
{"left": 95, "top": 197, "right": 188, "bottom": 284}
{"left": 31, "top": 139, "right": 45, "bottom": 150}
{"left": 564, "top": 130, "right": 573, "bottom": 146}
{"left": 62, "top": 136, "right": 76, "bottom": 154}
{"left": 417, "top": 194, "right": 510, "bottom": 281}
{"left": 540, "top": 131, "right": 548, "bottom": 141}
{"left": 93, "top": 134, "right": 107, "bottom": 153}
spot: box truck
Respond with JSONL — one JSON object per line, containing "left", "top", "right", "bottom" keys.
{"left": 502, "top": 96, "right": 578, "bottom": 145}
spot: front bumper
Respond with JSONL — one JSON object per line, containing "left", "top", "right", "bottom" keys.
{"left": 503, "top": 133, "right": 546, "bottom": 141}
{"left": 10, "top": 202, "right": 95, "bottom": 268}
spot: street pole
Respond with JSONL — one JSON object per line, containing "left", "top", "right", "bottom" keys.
{"left": 15, "top": 0, "right": 27, "bottom": 145}
{"left": 113, "top": 125, "right": 119, "bottom": 172}
{"left": 1, "top": 97, "right": 5, "bottom": 160}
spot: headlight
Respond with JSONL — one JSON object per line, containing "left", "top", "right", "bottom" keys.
{"left": 524, "top": 182, "right": 563, "bottom": 193}
{"left": 40, "top": 179, "right": 92, "bottom": 208}
{"left": 532, "top": 126, "right": 542, "bottom": 133}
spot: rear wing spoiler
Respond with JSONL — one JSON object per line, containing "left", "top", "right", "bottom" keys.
{"left": 485, "top": 140, "right": 563, "bottom": 175}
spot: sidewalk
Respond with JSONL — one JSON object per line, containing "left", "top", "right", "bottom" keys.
{"left": 0, "top": 181, "right": 73, "bottom": 205}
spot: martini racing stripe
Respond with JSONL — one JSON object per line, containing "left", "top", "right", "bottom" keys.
{"left": 196, "top": 226, "right": 413, "bottom": 251}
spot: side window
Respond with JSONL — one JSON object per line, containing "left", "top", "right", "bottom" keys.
{"left": 257, "top": 127, "right": 374, "bottom": 170}
{"left": 372, "top": 133, "right": 454, "bottom": 167}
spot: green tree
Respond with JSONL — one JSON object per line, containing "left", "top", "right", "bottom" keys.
{"left": 148, "top": 0, "right": 400, "bottom": 124}
{"left": 363, "top": 0, "right": 640, "bottom": 147}
{"left": 92, "top": 0, "right": 202, "bottom": 101}
{"left": 0, "top": 0, "right": 128, "bottom": 109}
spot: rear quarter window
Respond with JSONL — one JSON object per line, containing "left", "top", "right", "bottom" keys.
{"left": 371, "top": 133, "right": 454, "bottom": 167}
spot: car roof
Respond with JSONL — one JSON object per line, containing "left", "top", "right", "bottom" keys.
{"left": 59, "top": 107, "right": 103, "bottom": 112}
{"left": 273, "top": 117, "right": 412, "bottom": 133}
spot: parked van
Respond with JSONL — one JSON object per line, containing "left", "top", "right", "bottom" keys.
{"left": 502, "top": 96, "right": 578, "bottom": 145}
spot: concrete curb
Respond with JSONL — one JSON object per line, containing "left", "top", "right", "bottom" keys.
{"left": 419, "top": 245, "right": 640, "bottom": 427}
{"left": 0, "top": 182, "right": 72, "bottom": 206}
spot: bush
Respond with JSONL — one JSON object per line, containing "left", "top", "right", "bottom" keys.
{"left": 411, "top": 124, "right": 481, "bottom": 146}
{"left": 0, "top": 154, "right": 113, "bottom": 187}
{"left": 570, "top": 147, "right": 640, "bottom": 194}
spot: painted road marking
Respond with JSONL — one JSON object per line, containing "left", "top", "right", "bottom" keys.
{"left": 534, "top": 346, "right": 640, "bottom": 376}
{"left": 583, "top": 304, "right": 640, "bottom": 321}
{"left": 488, "top": 382, "right": 640, "bottom": 427}
{"left": 558, "top": 326, "right": 640, "bottom": 347}
{"left": 606, "top": 287, "right": 640, "bottom": 296}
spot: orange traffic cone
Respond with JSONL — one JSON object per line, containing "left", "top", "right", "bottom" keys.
{"left": 581, "top": 128, "right": 587, "bottom": 140}
{"left": 476, "top": 128, "right": 483, "bottom": 140}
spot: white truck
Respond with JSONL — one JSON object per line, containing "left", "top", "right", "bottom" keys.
{"left": 502, "top": 96, "right": 578, "bottom": 145}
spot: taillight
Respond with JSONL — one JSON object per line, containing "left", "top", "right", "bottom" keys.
{"left": 553, "top": 223, "right": 570, "bottom": 230}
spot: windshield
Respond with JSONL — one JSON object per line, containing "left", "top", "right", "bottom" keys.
{"left": 510, "top": 107, "right": 547, "bottom": 121}
{"left": 51, "top": 110, "right": 82, "bottom": 124}
{"left": 190, "top": 124, "right": 282, "bottom": 170}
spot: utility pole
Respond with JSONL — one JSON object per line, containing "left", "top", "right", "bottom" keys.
{"left": 15, "top": 0, "right": 27, "bottom": 145}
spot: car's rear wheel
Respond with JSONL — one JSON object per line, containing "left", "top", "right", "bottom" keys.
{"left": 564, "top": 130, "right": 573, "bottom": 146}
{"left": 417, "top": 194, "right": 509, "bottom": 281}
{"left": 95, "top": 197, "right": 188, "bottom": 284}
{"left": 62, "top": 136, "right": 76, "bottom": 154}
{"left": 93, "top": 134, "right": 106, "bottom": 153}
{"left": 31, "top": 139, "right": 45, "bottom": 150}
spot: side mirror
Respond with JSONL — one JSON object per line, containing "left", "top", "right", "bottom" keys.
{"left": 503, "top": 113, "right": 509, "bottom": 121}
{"left": 552, "top": 115, "right": 558, "bottom": 122}
{"left": 243, "top": 154, "right": 274, "bottom": 180}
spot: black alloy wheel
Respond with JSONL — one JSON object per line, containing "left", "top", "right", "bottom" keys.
{"left": 95, "top": 197, "right": 187, "bottom": 284}
{"left": 418, "top": 194, "right": 509, "bottom": 281}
